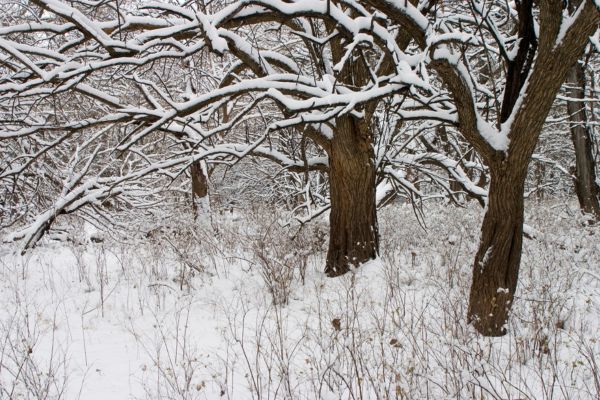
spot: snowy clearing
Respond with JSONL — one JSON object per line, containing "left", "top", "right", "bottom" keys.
{"left": 1, "top": 202, "right": 599, "bottom": 400}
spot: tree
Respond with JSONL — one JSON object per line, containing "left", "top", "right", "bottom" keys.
{"left": 0, "top": 0, "right": 425, "bottom": 274}
{"left": 565, "top": 56, "right": 600, "bottom": 220}
{"left": 363, "top": 0, "right": 599, "bottom": 335}
{"left": 3, "top": 0, "right": 596, "bottom": 338}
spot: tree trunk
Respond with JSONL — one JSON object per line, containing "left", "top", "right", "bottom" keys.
{"left": 468, "top": 166, "right": 526, "bottom": 336}
{"left": 467, "top": 1, "right": 534, "bottom": 334}
{"left": 534, "top": 162, "right": 546, "bottom": 202}
{"left": 325, "top": 116, "right": 379, "bottom": 277}
{"left": 566, "top": 62, "right": 600, "bottom": 220}
{"left": 191, "top": 160, "right": 210, "bottom": 217}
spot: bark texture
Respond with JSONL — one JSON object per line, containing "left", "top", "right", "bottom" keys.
{"left": 323, "top": 17, "right": 380, "bottom": 277}
{"left": 566, "top": 62, "right": 600, "bottom": 220}
{"left": 365, "top": 0, "right": 599, "bottom": 336}
{"left": 191, "top": 160, "right": 209, "bottom": 216}
{"left": 466, "top": 1, "right": 536, "bottom": 336}
{"left": 466, "top": 1, "right": 599, "bottom": 336}
{"left": 468, "top": 166, "right": 526, "bottom": 336}
{"left": 325, "top": 115, "right": 379, "bottom": 277}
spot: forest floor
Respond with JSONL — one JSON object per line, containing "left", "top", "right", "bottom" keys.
{"left": 0, "top": 201, "right": 599, "bottom": 399}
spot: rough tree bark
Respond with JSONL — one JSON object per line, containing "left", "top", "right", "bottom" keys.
{"left": 468, "top": 164, "right": 527, "bottom": 335}
{"left": 465, "top": 1, "right": 599, "bottom": 336}
{"left": 322, "top": 17, "right": 382, "bottom": 277}
{"left": 466, "top": 0, "right": 537, "bottom": 335}
{"left": 566, "top": 61, "right": 600, "bottom": 220}
{"left": 325, "top": 115, "right": 379, "bottom": 276}
{"left": 344, "top": 0, "right": 597, "bottom": 335}
{"left": 191, "top": 160, "right": 210, "bottom": 217}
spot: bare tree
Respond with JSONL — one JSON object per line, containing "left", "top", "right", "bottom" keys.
{"left": 364, "top": 0, "right": 599, "bottom": 335}
{"left": 0, "top": 0, "right": 424, "bottom": 273}
{"left": 3, "top": 0, "right": 596, "bottom": 338}
{"left": 565, "top": 56, "right": 600, "bottom": 220}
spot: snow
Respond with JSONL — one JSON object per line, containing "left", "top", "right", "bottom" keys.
{"left": 201, "top": 25, "right": 232, "bottom": 55}
{"left": 591, "top": 30, "right": 600, "bottom": 52}
{"left": 1, "top": 1, "right": 600, "bottom": 396}
{"left": 376, "top": 180, "right": 394, "bottom": 204}
{"left": 477, "top": 116, "right": 509, "bottom": 152}
{"left": 380, "top": 0, "right": 430, "bottom": 31}
{"left": 554, "top": 3, "right": 586, "bottom": 48}
{"left": 1, "top": 203, "right": 599, "bottom": 399}
{"left": 34, "top": 0, "right": 133, "bottom": 55}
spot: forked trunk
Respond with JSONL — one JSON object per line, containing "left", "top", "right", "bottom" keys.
{"left": 468, "top": 167, "right": 526, "bottom": 336}
{"left": 325, "top": 116, "right": 379, "bottom": 277}
{"left": 566, "top": 62, "right": 600, "bottom": 220}
{"left": 467, "top": 1, "right": 533, "bottom": 333}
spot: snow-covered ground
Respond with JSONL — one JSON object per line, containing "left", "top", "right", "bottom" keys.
{"left": 1, "top": 202, "right": 599, "bottom": 399}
